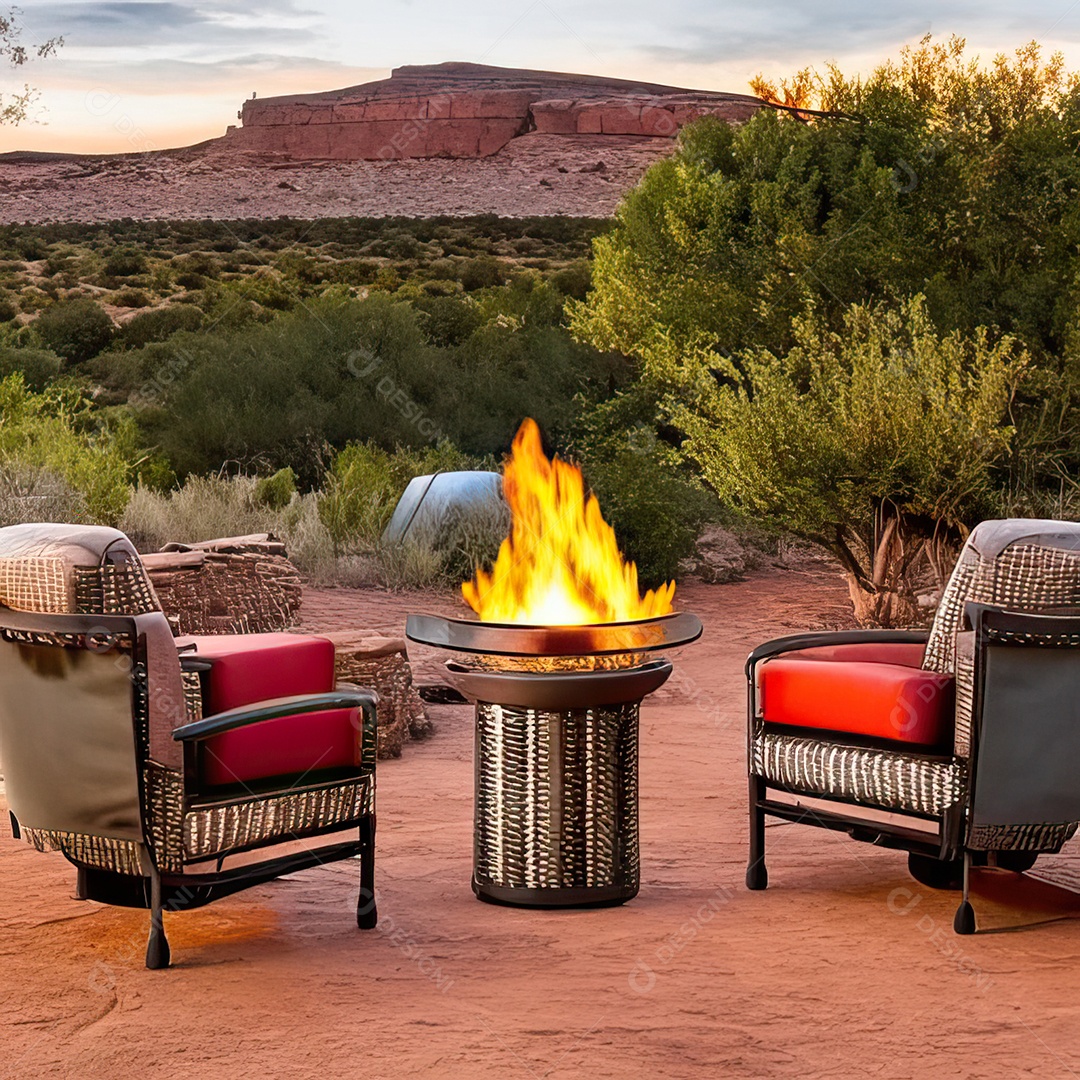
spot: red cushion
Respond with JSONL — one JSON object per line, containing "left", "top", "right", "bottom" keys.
{"left": 183, "top": 634, "right": 359, "bottom": 787}
{"left": 760, "top": 657, "right": 954, "bottom": 747}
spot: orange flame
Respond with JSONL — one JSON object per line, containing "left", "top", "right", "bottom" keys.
{"left": 462, "top": 419, "right": 675, "bottom": 625}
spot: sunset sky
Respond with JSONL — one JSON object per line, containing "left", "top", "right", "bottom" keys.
{"left": 3, "top": 0, "right": 1079, "bottom": 154}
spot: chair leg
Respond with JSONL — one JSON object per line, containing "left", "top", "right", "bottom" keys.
{"left": 746, "top": 775, "right": 769, "bottom": 891}
{"left": 145, "top": 865, "right": 171, "bottom": 969}
{"left": 357, "top": 816, "right": 378, "bottom": 930}
{"left": 953, "top": 850, "right": 976, "bottom": 935}
{"left": 75, "top": 867, "right": 89, "bottom": 900}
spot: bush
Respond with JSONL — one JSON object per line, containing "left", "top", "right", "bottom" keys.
{"left": 569, "top": 386, "right": 723, "bottom": 585}
{"left": 460, "top": 256, "right": 509, "bottom": 291}
{"left": 121, "top": 475, "right": 336, "bottom": 578}
{"left": 0, "top": 375, "right": 140, "bottom": 524}
{"left": 673, "top": 297, "right": 1028, "bottom": 624}
{"left": 104, "top": 248, "right": 148, "bottom": 278}
{"left": 0, "top": 463, "right": 87, "bottom": 527}
{"left": 34, "top": 298, "right": 114, "bottom": 364}
{"left": 118, "top": 304, "right": 204, "bottom": 349}
{"left": 254, "top": 466, "right": 297, "bottom": 510}
{"left": 413, "top": 295, "right": 482, "bottom": 347}
{"left": 0, "top": 346, "right": 62, "bottom": 390}
{"left": 0, "top": 299, "right": 17, "bottom": 322}
{"left": 317, "top": 440, "right": 480, "bottom": 555}
{"left": 112, "top": 288, "right": 152, "bottom": 309}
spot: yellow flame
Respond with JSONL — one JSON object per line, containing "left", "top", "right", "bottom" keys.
{"left": 462, "top": 418, "right": 675, "bottom": 625}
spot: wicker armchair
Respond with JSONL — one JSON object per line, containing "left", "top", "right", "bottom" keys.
{"left": 746, "top": 519, "right": 1080, "bottom": 933}
{"left": 0, "top": 524, "right": 378, "bottom": 967}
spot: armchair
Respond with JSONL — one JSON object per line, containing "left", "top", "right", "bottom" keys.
{"left": 0, "top": 524, "right": 378, "bottom": 967}
{"left": 746, "top": 519, "right": 1080, "bottom": 933}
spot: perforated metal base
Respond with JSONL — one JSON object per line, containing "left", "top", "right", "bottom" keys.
{"left": 473, "top": 700, "right": 640, "bottom": 908}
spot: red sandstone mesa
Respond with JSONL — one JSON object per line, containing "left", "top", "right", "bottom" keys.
{"left": 221, "top": 61, "right": 763, "bottom": 161}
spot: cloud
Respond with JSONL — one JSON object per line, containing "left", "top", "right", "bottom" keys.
{"left": 25, "top": 1, "right": 321, "bottom": 50}
{"left": 43, "top": 51, "right": 386, "bottom": 95}
{"left": 631, "top": 0, "right": 1069, "bottom": 66}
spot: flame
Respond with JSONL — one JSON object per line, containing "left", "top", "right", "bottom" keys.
{"left": 462, "top": 418, "right": 675, "bottom": 625}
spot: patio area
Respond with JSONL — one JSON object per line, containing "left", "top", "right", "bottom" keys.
{"left": 3, "top": 564, "right": 1080, "bottom": 1078}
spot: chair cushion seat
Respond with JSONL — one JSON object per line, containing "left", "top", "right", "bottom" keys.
{"left": 182, "top": 633, "right": 358, "bottom": 788}
{"left": 760, "top": 657, "right": 954, "bottom": 747}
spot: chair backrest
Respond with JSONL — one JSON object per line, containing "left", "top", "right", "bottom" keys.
{"left": 0, "top": 607, "right": 158, "bottom": 875}
{"left": 923, "top": 519, "right": 1080, "bottom": 674}
{"left": 0, "top": 522, "right": 161, "bottom": 616}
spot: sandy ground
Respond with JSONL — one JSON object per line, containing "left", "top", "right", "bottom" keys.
{"left": 0, "top": 134, "right": 670, "bottom": 223}
{"left": 3, "top": 566, "right": 1080, "bottom": 1079}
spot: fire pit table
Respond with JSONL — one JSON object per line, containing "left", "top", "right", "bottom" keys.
{"left": 406, "top": 611, "right": 702, "bottom": 908}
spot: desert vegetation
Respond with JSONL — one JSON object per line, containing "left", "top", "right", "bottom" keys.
{"left": 2, "top": 39, "right": 1079, "bottom": 619}
{"left": 0, "top": 215, "right": 712, "bottom": 587}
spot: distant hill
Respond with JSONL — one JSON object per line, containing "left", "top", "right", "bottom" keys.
{"left": 0, "top": 63, "right": 763, "bottom": 223}
{"left": 223, "top": 62, "right": 762, "bottom": 161}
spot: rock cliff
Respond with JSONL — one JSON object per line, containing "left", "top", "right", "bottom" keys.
{"left": 222, "top": 62, "right": 762, "bottom": 161}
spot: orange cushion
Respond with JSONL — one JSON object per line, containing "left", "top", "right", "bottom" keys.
{"left": 183, "top": 633, "right": 359, "bottom": 787}
{"left": 760, "top": 657, "right": 954, "bottom": 747}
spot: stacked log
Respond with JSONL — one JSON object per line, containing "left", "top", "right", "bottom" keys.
{"left": 142, "top": 534, "right": 303, "bottom": 635}
{"left": 325, "top": 633, "right": 434, "bottom": 759}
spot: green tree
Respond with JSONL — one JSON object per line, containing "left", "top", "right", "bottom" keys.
{"left": 572, "top": 37, "right": 1080, "bottom": 371}
{"left": 1, "top": 8, "right": 63, "bottom": 125}
{"left": 673, "top": 298, "right": 1027, "bottom": 624}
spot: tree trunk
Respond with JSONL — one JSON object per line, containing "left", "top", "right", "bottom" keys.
{"left": 845, "top": 575, "right": 921, "bottom": 628}
{"left": 843, "top": 514, "right": 922, "bottom": 628}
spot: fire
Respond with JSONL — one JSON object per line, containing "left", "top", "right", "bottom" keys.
{"left": 462, "top": 419, "right": 675, "bottom": 625}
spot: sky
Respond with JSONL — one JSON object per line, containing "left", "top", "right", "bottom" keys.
{"left": 3, "top": 0, "right": 1079, "bottom": 154}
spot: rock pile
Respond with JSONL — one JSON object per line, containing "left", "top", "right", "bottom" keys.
{"left": 142, "top": 534, "right": 303, "bottom": 634}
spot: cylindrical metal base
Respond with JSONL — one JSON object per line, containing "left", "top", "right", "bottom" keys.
{"left": 473, "top": 699, "right": 640, "bottom": 908}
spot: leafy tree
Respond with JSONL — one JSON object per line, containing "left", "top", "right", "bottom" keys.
{"left": 672, "top": 298, "right": 1028, "bottom": 624}
{"left": 1, "top": 8, "right": 63, "bottom": 125}
{"left": 572, "top": 37, "right": 1080, "bottom": 370}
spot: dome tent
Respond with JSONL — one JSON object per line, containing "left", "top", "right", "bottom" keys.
{"left": 382, "top": 471, "right": 505, "bottom": 547}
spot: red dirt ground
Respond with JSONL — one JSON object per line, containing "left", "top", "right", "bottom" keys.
{"left": 3, "top": 566, "right": 1080, "bottom": 1078}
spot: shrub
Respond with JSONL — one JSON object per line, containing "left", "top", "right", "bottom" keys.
{"left": 460, "top": 256, "right": 509, "bottom": 291}
{"left": 254, "top": 466, "right": 297, "bottom": 510}
{"left": 550, "top": 261, "right": 592, "bottom": 300}
{"left": 317, "top": 440, "right": 481, "bottom": 555}
{"left": 121, "top": 475, "right": 336, "bottom": 577}
{"left": 413, "top": 295, "right": 482, "bottom": 347}
{"left": 0, "top": 463, "right": 87, "bottom": 527}
{"left": 0, "top": 299, "right": 16, "bottom": 322}
{"left": 118, "top": 304, "right": 204, "bottom": 349}
{"left": 0, "top": 346, "right": 62, "bottom": 390}
{"left": 34, "top": 298, "right": 114, "bottom": 364}
{"left": 0, "top": 375, "right": 139, "bottom": 524}
{"left": 569, "top": 386, "right": 723, "bottom": 585}
{"left": 111, "top": 288, "right": 152, "bottom": 309}
{"left": 104, "top": 248, "right": 147, "bottom": 278}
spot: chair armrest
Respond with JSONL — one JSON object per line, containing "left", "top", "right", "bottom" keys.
{"left": 173, "top": 687, "right": 377, "bottom": 742}
{"left": 746, "top": 629, "right": 929, "bottom": 678}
